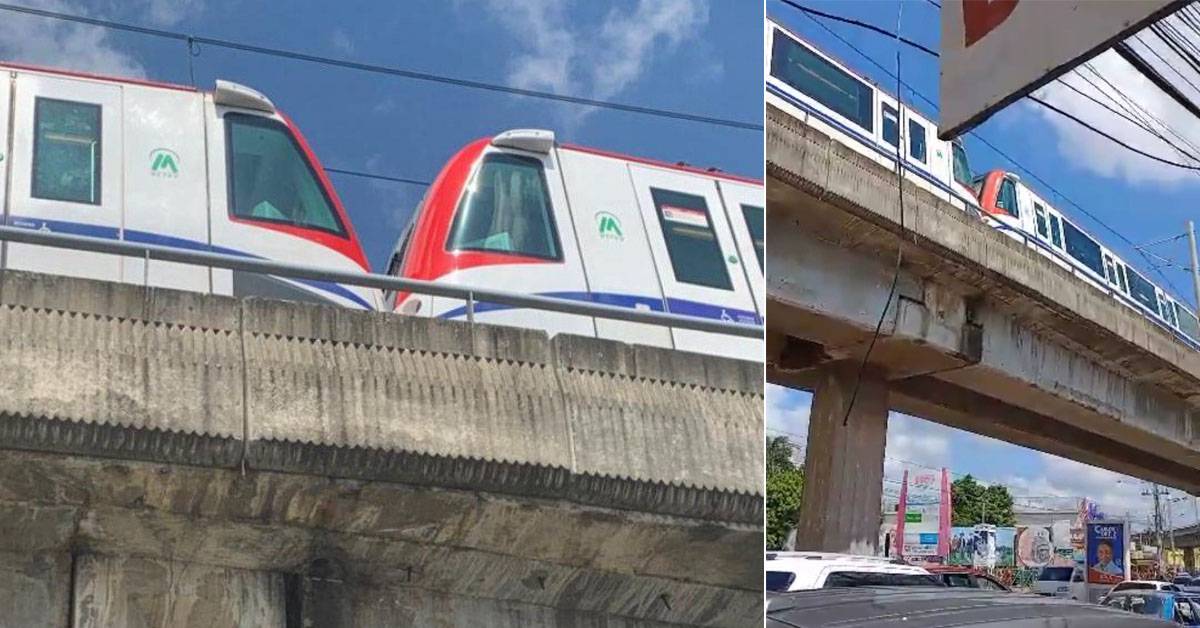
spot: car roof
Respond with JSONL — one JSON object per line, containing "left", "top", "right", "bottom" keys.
{"left": 766, "top": 552, "right": 927, "bottom": 573}
{"left": 767, "top": 588, "right": 1171, "bottom": 627}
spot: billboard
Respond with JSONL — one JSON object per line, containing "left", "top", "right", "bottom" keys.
{"left": 896, "top": 468, "right": 951, "bottom": 558}
{"left": 1015, "top": 521, "right": 1075, "bottom": 568}
{"left": 948, "top": 526, "right": 1015, "bottom": 567}
{"left": 939, "top": 0, "right": 1186, "bottom": 139}
{"left": 1086, "top": 522, "right": 1128, "bottom": 585}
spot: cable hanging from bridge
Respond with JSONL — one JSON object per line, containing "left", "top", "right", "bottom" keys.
{"left": 0, "top": 2, "right": 762, "bottom": 132}
{"left": 783, "top": 3, "right": 1194, "bottom": 303}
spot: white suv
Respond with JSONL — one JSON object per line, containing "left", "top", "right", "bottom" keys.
{"left": 765, "top": 551, "right": 940, "bottom": 592}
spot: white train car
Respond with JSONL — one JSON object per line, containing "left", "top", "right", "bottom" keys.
{"left": 976, "top": 169, "right": 1200, "bottom": 348}
{"left": 0, "top": 62, "right": 379, "bottom": 309}
{"left": 385, "top": 130, "right": 764, "bottom": 361}
{"left": 765, "top": 18, "right": 982, "bottom": 214}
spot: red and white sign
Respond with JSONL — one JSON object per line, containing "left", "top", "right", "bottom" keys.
{"left": 661, "top": 205, "right": 708, "bottom": 227}
{"left": 939, "top": 0, "right": 1185, "bottom": 140}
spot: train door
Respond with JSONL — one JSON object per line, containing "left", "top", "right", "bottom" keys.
{"left": 119, "top": 85, "right": 210, "bottom": 292}
{"left": 628, "top": 165, "right": 760, "bottom": 361}
{"left": 1101, "top": 251, "right": 1129, "bottom": 298}
{"left": 5, "top": 73, "right": 123, "bottom": 281}
{"left": 557, "top": 147, "right": 671, "bottom": 348}
{"left": 717, "top": 181, "right": 765, "bottom": 316}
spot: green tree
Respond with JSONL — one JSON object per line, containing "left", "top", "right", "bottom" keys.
{"left": 951, "top": 475, "right": 1015, "bottom": 526}
{"left": 766, "top": 436, "right": 805, "bottom": 549}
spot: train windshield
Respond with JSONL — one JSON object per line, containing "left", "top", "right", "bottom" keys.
{"left": 226, "top": 114, "right": 346, "bottom": 236}
{"left": 447, "top": 152, "right": 561, "bottom": 260}
{"left": 952, "top": 142, "right": 972, "bottom": 189}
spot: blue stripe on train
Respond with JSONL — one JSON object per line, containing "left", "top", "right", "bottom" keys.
{"left": 4, "top": 215, "right": 373, "bottom": 309}
{"left": 438, "top": 291, "right": 761, "bottom": 327}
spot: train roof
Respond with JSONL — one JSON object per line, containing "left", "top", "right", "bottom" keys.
{"left": 0, "top": 60, "right": 276, "bottom": 113}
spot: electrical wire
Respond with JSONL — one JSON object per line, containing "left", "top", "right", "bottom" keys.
{"left": 325, "top": 167, "right": 431, "bottom": 187}
{"left": 0, "top": 2, "right": 762, "bottom": 132}
{"left": 1027, "top": 95, "right": 1200, "bottom": 171}
{"left": 776, "top": 0, "right": 939, "bottom": 57}
{"left": 842, "top": 0, "right": 906, "bottom": 427}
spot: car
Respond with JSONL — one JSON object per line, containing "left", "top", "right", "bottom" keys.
{"left": 1176, "top": 574, "right": 1195, "bottom": 586}
{"left": 765, "top": 551, "right": 942, "bottom": 592}
{"left": 766, "top": 587, "right": 1172, "bottom": 627}
{"left": 1099, "top": 589, "right": 1200, "bottom": 625}
{"left": 1110, "top": 580, "right": 1184, "bottom": 594}
{"left": 1034, "top": 565, "right": 1086, "bottom": 600}
{"left": 924, "top": 565, "right": 1010, "bottom": 591}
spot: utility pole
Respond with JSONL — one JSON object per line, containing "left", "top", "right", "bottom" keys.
{"left": 1189, "top": 221, "right": 1200, "bottom": 313}
{"left": 1145, "top": 484, "right": 1166, "bottom": 577}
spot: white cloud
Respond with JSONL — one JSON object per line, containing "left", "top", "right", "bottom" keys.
{"left": 135, "top": 0, "right": 204, "bottom": 27}
{"left": 1030, "top": 16, "right": 1200, "bottom": 186}
{"left": 473, "top": 0, "right": 713, "bottom": 127}
{"left": 0, "top": 0, "right": 147, "bottom": 78}
{"left": 330, "top": 28, "right": 354, "bottom": 55}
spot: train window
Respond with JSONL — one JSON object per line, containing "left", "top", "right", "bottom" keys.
{"left": 1034, "top": 203, "right": 1048, "bottom": 238}
{"left": 952, "top": 143, "right": 973, "bottom": 188}
{"left": 908, "top": 119, "right": 927, "bottom": 164}
{"left": 32, "top": 98, "right": 102, "bottom": 205}
{"left": 771, "top": 29, "right": 874, "bottom": 133}
{"left": 741, "top": 204, "right": 764, "bottom": 270}
{"left": 1176, "top": 303, "right": 1200, "bottom": 340}
{"left": 1062, "top": 219, "right": 1103, "bottom": 277}
{"left": 226, "top": 114, "right": 346, "bottom": 236}
{"left": 446, "top": 152, "right": 561, "bottom": 260}
{"left": 996, "top": 179, "right": 1019, "bottom": 219}
{"left": 1049, "top": 214, "right": 1063, "bottom": 248}
{"left": 1126, "top": 269, "right": 1160, "bottom": 315}
{"left": 881, "top": 103, "right": 899, "bottom": 147}
{"left": 650, "top": 187, "right": 732, "bottom": 290}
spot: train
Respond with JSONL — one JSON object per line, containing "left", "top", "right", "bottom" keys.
{"left": 0, "top": 62, "right": 379, "bottom": 310}
{"left": 384, "top": 129, "right": 764, "bottom": 361}
{"left": 975, "top": 170, "right": 1200, "bottom": 347}
{"left": 765, "top": 18, "right": 982, "bottom": 215}
{"left": 766, "top": 16, "right": 1200, "bottom": 350}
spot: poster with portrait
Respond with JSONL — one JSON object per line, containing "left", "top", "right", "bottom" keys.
{"left": 1086, "top": 522, "right": 1127, "bottom": 585}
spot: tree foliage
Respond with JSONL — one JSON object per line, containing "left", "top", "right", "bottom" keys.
{"left": 766, "top": 436, "right": 804, "bottom": 550}
{"left": 951, "top": 475, "right": 1015, "bottom": 526}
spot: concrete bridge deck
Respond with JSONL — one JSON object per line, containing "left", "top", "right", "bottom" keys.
{"left": 0, "top": 270, "right": 763, "bottom": 627}
{"left": 766, "top": 102, "right": 1200, "bottom": 553}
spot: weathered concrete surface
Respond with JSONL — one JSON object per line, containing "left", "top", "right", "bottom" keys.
{"left": 766, "top": 102, "right": 1200, "bottom": 495}
{"left": 794, "top": 362, "right": 888, "bottom": 555}
{"left": 0, "top": 550, "right": 69, "bottom": 628}
{"left": 0, "top": 271, "right": 763, "bottom": 627}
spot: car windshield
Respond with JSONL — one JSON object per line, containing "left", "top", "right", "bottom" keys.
{"left": 823, "top": 572, "right": 943, "bottom": 588}
{"left": 766, "top": 571, "right": 797, "bottom": 592}
{"left": 1039, "top": 567, "right": 1074, "bottom": 582}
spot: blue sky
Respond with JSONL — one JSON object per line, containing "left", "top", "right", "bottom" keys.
{"left": 769, "top": 0, "right": 1200, "bottom": 529}
{"left": 0, "top": 0, "right": 762, "bottom": 271}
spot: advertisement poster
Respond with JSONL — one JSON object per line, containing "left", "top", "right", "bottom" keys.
{"left": 1016, "top": 521, "right": 1075, "bottom": 568}
{"left": 948, "top": 526, "right": 1015, "bottom": 567}
{"left": 1086, "top": 522, "right": 1127, "bottom": 585}
{"left": 896, "top": 468, "right": 951, "bottom": 559}
{"left": 995, "top": 527, "right": 1015, "bottom": 567}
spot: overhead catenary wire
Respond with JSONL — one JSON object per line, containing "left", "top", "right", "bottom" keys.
{"left": 840, "top": 0, "right": 906, "bottom": 428}
{"left": 0, "top": 2, "right": 762, "bottom": 132}
{"left": 780, "top": 1, "right": 1195, "bottom": 304}
{"left": 325, "top": 167, "right": 431, "bottom": 187}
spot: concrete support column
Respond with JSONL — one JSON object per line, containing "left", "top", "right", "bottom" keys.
{"left": 795, "top": 361, "right": 889, "bottom": 555}
{"left": 1185, "top": 547, "right": 1196, "bottom": 573}
{"left": 0, "top": 551, "right": 71, "bottom": 627}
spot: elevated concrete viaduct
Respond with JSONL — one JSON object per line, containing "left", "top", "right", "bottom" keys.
{"left": 0, "top": 270, "right": 762, "bottom": 627}
{"left": 766, "top": 103, "right": 1200, "bottom": 555}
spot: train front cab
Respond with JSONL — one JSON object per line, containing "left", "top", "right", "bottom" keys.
{"left": 391, "top": 130, "right": 763, "bottom": 361}
{"left": 0, "top": 64, "right": 378, "bottom": 310}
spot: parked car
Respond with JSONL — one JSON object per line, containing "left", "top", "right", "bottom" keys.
{"left": 1099, "top": 589, "right": 1200, "bottom": 625}
{"left": 1034, "top": 565, "right": 1086, "bottom": 600}
{"left": 1110, "top": 580, "right": 1184, "bottom": 594}
{"left": 924, "top": 565, "right": 1010, "bottom": 591}
{"left": 766, "top": 587, "right": 1169, "bottom": 627}
{"left": 765, "top": 551, "right": 941, "bottom": 592}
